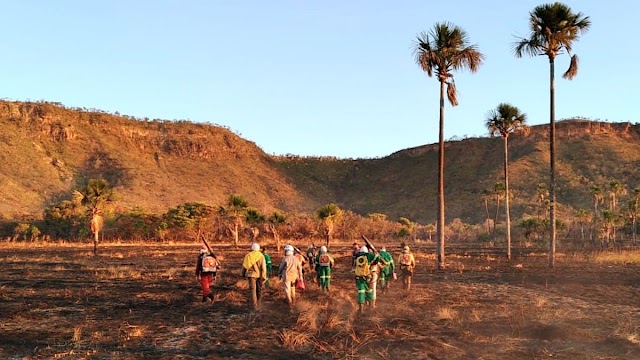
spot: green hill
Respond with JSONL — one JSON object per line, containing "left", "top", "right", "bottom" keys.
{"left": 1, "top": 100, "right": 638, "bottom": 225}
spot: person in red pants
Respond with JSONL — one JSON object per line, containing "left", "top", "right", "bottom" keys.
{"left": 195, "top": 247, "right": 219, "bottom": 302}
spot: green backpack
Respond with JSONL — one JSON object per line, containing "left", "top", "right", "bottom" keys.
{"left": 354, "top": 255, "right": 371, "bottom": 277}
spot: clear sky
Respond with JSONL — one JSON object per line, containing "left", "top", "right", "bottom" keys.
{"left": 1, "top": 1, "right": 636, "bottom": 158}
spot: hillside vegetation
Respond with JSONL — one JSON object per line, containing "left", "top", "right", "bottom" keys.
{"left": 1, "top": 100, "right": 638, "bottom": 225}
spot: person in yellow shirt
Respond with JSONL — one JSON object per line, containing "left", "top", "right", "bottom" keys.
{"left": 241, "top": 243, "right": 267, "bottom": 310}
{"left": 397, "top": 245, "right": 416, "bottom": 291}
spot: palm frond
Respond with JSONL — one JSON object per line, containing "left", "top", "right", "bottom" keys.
{"left": 446, "top": 81, "right": 458, "bottom": 107}
{"left": 563, "top": 54, "right": 579, "bottom": 80}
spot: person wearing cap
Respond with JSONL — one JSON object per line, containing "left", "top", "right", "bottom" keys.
{"left": 261, "top": 246, "right": 273, "bottom": 288}
{"left": 278, "top": 244, "right": 303, "bottom": 307}
{"left": 354, "top": 245, "right": 380, "bottom": 312}
{"left": 378, "top": 245, "right": 395, "bottom": 294}
{"left": 314, "top": 245, "right": 335, "bottom": 292}
{"left": 397, "top": 245, "right": 416, "bottom": 291}
{"left": 351, "top": 242, "right": 360, "bottom": 269}
{"left": 195, "top": 246, "right": 218, "bottom": 302}
{"left": 241, "top": 243, "right": 268, "bottom": 310}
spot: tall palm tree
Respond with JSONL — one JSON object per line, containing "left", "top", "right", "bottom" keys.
{"left": 590, "top": 184, "right": 604, "bottom": 245}
{"left": 414, "top": 22, "right": 484, "bottom": 270}
{"left": 514, "top": 2, "right": 590, "bottom": 268}
{"left": 486, "top": 103, "right": 527, "bottom": 259}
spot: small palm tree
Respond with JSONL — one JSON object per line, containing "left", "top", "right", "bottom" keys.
{"left": 267, "top": 210, "right": 287, "bottom": 251}
{"left": 222, "top": 194, "right": 249, "bottom": 247}
{"left": 414, "top": 22, "right": 484, "bottom": 269}
{"left": 590, "top": 184, "right": 604, "bottom": 245}
{"left": 575, "top": 208, "right": 592, "bottom": 244}
{"left": 514, "top": 2, "right": 590, "bottom": 268}
{"left": 317, "top": 203, "right": 342, "bottom": 247}
{"left": 486, "top": 103, "right": 527, "bottom": 259}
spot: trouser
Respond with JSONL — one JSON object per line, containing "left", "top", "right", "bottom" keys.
{"left": 247, "top": 277, "right": 263, "bottom": 309}
{"left": 317, "top": 266, "right": 331, "bottom": 290}
{"left": 200, "top": 273, "right": 214, "bottom": 299}
{"left": 283, "top": 279, "right": 297, "bottom": 305}
{"left": 265, "top": 270, "right": 271, "bottom": 288}
{"left": 400, "top": 268, "right": 413, "bottom": 290}
{"left": 355, "top": 277, "right": 373, "bottom": 304}
{"left": 369, "top": 271, "right": 378, "bottom": 301}
{"left": 379, "top": 268, "right": 391, "bottom": 291}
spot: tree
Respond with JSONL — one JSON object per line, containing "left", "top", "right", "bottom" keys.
{"left": 590, "top": 184, "right": 604, "bottom": 245}
{"left": 81, "top": 178, "right": 114, "bottom": 256}
{"left": 245, "top": 208, "right": 265, "bottom": 242}
{"left": 267, "top": 210, "right": 287, "bottom": 251}
{"left": 514, "top": 2, "right": 590, "bottom": 268}
{"left": 575, "top": 208, "right": 591, "bottom": 244}
{"left": 493, "top": 181, "right": 506, "bottom": 238}
{"left": 398, "top": 217, "right": 416, "bottom": 241}
{"left": 316, "top": 203, "right": 342, "bottom": 247}
{"left": 414, "top": 22, "right": 484, "bottom": 269}
{"left": 631, "top": 188, "right": 640, "bottom": 245}
{"left": 607, "top": 178, "right": 626, "bottom": 242}
{"left": 220, "top": 194, "right": 249, "bottom": 247}
{"left": 481, "top": 189, "right": 493, "bottom": 234}
{"left": 486, "top": 103, "right": 527, "bottom": 259}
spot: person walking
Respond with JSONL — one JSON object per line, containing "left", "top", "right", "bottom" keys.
{"left": 315, "top": 245, "right": 334, "bottom": 291}
{"left": 241, "top": 243, "right": 267, "bottom": 310}
{"left": 195, "top": 246, "right": 219, "bottom": 302}
{"left": 353, "top": 246, "right": 379, "bottom": 312}
{"left": 278, "top": 244, "right": 303, "bottom": 307}
{"left": 378, "top": 246, "right": 395, "bottom": 294}
{"left": 262, "top": 246, "right": 273, "bottom": 288}
{"left": 397, "top": 245, "right": 416, "bottom": 291}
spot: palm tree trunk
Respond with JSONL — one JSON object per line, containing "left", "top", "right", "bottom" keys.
{"left": 484, "top": 197, "right": 491, "bottom": 234}
{"left": 504, "top": 136, "right": 512, "bottom": 259}
{"left": 494, "top": 196, "right": 500, "bottom": 237}
{"left": 436, "top": 80, "right": 446, "bottom": 270}
{"left": 549, "top": 57, "right": 557, "bottom": 268}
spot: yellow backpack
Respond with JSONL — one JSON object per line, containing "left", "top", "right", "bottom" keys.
{"left": 354, "top": 255, "right": 371, "bottom": 277}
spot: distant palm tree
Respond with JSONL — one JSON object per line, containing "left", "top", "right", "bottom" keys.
{"left": 317, "top": 203, "right": 342, "bottom": 247}
{"left": 632, "top": 188, "right": 640, "bottom": 245}
{"left": 514, "top": 2, "right": 590, "bottom": 268}
{"left": 575, "top": 208, "right": 591, "bottom": 244}
{"left": 607, "top": 178, "right": 626, "bottom": 242}
{"left": 486, "top": 103, "right": 527, "bottom": 259}
{"left": 590, "top": 184, "right": 604, "bottom": 245}
{"left": 414, "top": 22, "right": 484, "bottom": 269}
{"left": 493, "top": 181, "right": 506, "bottom": 237}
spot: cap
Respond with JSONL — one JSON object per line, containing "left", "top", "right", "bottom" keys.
{"left": 403, "top": 245, "right": 410, "bottom": 252}
{"left": 284, "top": 244, "right": 294, "bottom": 252}
{"left": 251, "top": 243, "right": 260, "bottom": 251}
{"left": 359, "top": 246, "right": 369, "bottom": 253}
{"left": 320, "top": 245, "right": 327, "bottom": 253}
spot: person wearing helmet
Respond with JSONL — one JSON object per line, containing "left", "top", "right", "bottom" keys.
{"left": 261, "top": 245, "right": 273, "bottom": 288}
{"left": 278, "top": 244, "right": 303, "bottom": 307}
{"left": 354, "top": 244, "right": 380, "bottom": 312}
{"left": 378, "top": 246, "right": 395, "bottom": 294}
{"left": 195, "top": 246, "right": 219, "bottom": 303}
{"left": 241, "top": 243, "right": 267, "bottom": 310}
{"left": 314, "top": 245, "right": 335, "bottom": 292}
{"left": 397, "top": 245, "right": 416, "bottom": 290}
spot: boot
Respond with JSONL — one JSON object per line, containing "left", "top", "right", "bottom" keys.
{"left": 207, "top": 293, "right": 215, "bottom": 302}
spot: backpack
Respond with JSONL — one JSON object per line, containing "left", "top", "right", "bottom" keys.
{"left": 400, "top": 253, "right": 412, "bottom": 267}
{"left": 354, "top": 255, "right": 371, "bottom": 277}
{"left": 202, "top": 255, "right": 218, "bottom": 273}
{"left": 318, "top": 253, "right": 331, "bottom": 267}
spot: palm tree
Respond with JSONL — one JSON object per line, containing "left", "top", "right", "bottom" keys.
{"left": 81, "top": 178, "right": 114, "bottom": 256}
{"left": 514, "top": 2, "right": 590, "bottom": 268}
{"left": 486, "top": 103, "right": 527, "bottom": 259}
{"left": 267, "top": 210, "right": 287, "bottom": 251}
{"left": 317, "top": 203, "right": 342, "bottom": 247}
{"left": 493, "top": 181, "right": 506, "bottom": 237}
{"left": 632, "top": 188, "right": 640, "bottom": 245}
{"left": 607, "top": 178, "right": 626, "bottom": 243}
{"left": 575, "top": 208, "right": 591, "bottom": 244}
{"left": 222, "top": 194, "right": 249, "bottom": 247}
{"left": 590, "top": 184, "right": 604, "bottom": 245}
{"left": 414, "top": 22, "right": 484, "bottom": 269}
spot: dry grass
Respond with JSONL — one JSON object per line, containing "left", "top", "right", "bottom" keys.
{"left": 592, "top": 251, "right": 640, "bottom": 264}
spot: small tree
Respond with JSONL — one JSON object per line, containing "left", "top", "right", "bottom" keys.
{"left": 220, "top": 194, "right": 249, "bottom": 247}
{"left": 245, "top": 208, "right": 265, "bottom": 243}
{"left": 267, "top": 210, "right": 287, "bottom": 251}
{"left": 317, "top": 203, "right": 342, "bottom": 247}
{"left": 81, "top": 178, "right": 114, "bottom": 256}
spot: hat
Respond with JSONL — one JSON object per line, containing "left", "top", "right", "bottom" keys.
{"left": 403, "top": 245, "right": 410, "bottom": 253}
{"left": 380, "top": 246, "right": 386, "bottom": 251}
{"left": 359, "top": 246, "right": 369, "bottom": 253}
{"left": 199, "top": 249, "right": 208, "bottom": 255}
{"left": 284, "top": 244, "right": 294, "bottom": 252}
{"left": 251, "top": 243, "right": 260, "bottom": 251}
{"left": 320, "top": 245, "right": 327, "bottom": 253}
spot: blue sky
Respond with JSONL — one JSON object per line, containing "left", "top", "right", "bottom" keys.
{"left": 1, "top": 1, "right": 636, "bottom": 158}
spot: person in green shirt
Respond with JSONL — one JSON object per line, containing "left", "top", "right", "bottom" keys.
{"left": 354, "top": 246, "right": 380, "bottom": 312}
{"left": 314, "top": 246, "right": 334, "bottom": 291}
{"left": 378, "top": 246, "right": 395, "bottom": 294}
{"left": 261, "top": 246, "right": 273, "bottom": 288}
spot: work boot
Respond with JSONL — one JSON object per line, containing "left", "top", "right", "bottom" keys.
{"left": 207, "top": 293, "right": 215, "bottom": 302}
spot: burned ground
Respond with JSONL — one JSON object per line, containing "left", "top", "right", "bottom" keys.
{"left": 1, "top": 243, "right": 639, "bottom": 359}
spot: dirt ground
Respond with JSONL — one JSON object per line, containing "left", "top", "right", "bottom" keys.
{"left": 1, "top": 242, "right": 639, "bottom": 359}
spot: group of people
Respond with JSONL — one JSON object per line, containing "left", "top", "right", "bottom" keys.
{"left": 195, "top": 241, "right": 416, "bottom": 312}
